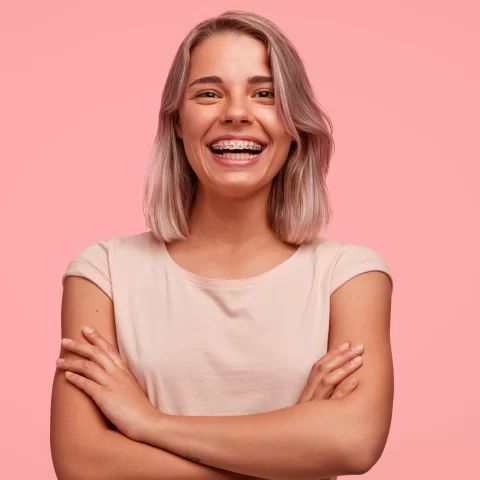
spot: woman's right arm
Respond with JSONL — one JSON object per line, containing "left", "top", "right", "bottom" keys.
{"left": 50, "top": 276, "right": 258, "bottom": 480}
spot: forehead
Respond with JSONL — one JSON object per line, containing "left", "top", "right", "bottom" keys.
{"left": 188, "top": 33, "right": 271, "bottom": 81}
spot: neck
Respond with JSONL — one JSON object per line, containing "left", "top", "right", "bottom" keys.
{"left": 187, "top": 184, "right": 278, "bottom": 249}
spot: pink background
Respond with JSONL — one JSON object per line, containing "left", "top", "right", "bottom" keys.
{"left": 2, "top": 1, "right": 479, "bottom": 478}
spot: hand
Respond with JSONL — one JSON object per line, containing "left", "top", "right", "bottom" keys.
{"left": 56, "top": 326, "right": 163, "bottom": 441}
{"left": 296, "top": 342, "right": 364, "bottom": 404}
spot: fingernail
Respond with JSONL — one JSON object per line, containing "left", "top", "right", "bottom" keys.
{"left": 56, "top": 358, "right": 65, "bottom": 364}
{"left": 353, "top": 344, "right": 363, "bottom": 352}
{"left": 83, "top": 326, "right": 94, "bottom": 333}
{"left": 338, "top": 342, "right": 349, "bottom": 351}
{"left": 61, "top": 338, "right": 72, "bottom": 345}
{"left": 348, "top": 378, "right": 357, "bottom": 386}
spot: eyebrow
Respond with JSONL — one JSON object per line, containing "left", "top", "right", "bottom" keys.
{"left": 187, "top": 75, "right": 273, "bottom": 88}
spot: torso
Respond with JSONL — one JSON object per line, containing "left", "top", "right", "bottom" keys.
{"left": 62, "top": 231, "right": 391, "bottom": 425}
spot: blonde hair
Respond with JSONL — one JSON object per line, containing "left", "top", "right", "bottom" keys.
{"left": 143, "top": 10, "right": 334, "bottom": 245}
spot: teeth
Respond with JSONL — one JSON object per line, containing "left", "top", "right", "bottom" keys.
{"left": 210, "top": 140, "right": 263, "bottom": 151}
{"left": 214, "top": 152, "right": 259, "bottom": 160}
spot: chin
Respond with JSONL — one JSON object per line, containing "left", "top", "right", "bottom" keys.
{"left": 215, "top": 176, "right": 272, "bottom": 199}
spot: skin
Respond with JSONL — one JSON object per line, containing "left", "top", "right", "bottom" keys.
{"left": 56, "top": 331, "right": 364, "bottom": 444}
{"left": 176, "top": 32, "right": 294, "bottom": 200}
{"left": 169, "top": 32, "right": 298, "bottom": 278}
{"left": 52, "top": 32, "right": 393, "bottom": 480}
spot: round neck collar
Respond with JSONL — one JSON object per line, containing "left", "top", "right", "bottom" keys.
{"left": 160, "top": 241, "right": 309, "bottom": 288}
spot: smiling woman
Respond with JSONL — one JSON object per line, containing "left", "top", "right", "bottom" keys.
{"left": 51, "top": 10, "right": 394, "bottom": 480}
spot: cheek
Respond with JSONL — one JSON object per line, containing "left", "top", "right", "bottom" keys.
{"left": 182, "top": 106, "right": 217, "bottom": 141}
{"left": 179, "top": 109, "right": 214, "bottom": 170}
{"left": 260, "top": 111, "right": 291, "bottom": 142}
{"left": 263, "top": 118, "right": 293, "bottom": 170}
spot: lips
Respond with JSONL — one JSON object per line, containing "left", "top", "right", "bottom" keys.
{"left": 207, "top": 135, "right": 268, "bottom": 149}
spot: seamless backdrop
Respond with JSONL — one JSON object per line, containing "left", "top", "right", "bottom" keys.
{"left": 1, "top": 1, "right": 479, "bottom": 478}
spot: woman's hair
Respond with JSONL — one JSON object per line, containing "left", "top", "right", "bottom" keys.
{"left": 143, "top": 10, "right": 335, "bottom": 245}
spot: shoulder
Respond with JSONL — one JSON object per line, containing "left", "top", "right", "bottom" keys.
{"left": 62, "top": 231, "right": 161, "bottom": 299}
{"left": 304, "top": 236, "right": 393, "bottom": 295}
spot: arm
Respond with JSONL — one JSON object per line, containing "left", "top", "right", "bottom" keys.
{"left": 133, "top": 271, "right": 394, "bottom": 480}
{"left": 50, "top": 276, "right": 259, "bottom": 480}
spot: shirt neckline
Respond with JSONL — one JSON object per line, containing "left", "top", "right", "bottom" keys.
{"left": 160, "top": 240, "right": 309, "bottom": 288}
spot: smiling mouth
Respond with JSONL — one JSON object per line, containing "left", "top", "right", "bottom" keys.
{"left": 207, "top": 144, "right": 266, "bottom": 160}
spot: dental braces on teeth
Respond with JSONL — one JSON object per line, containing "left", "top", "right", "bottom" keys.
{"left": 211, "top": 141, "right": 263, "bottom": 151}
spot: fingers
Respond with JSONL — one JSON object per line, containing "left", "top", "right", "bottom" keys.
{"left": 59, "top": 336, "right": 118, "bottom": 374}
{"left": 321, "top": 354, "right": 363, "bottom": 386}
{"left": 330, "top": 377, "right": 358, "bottom": 400}
{"left": 316, "top": 343, "right": 363, "bottom": 373}
{"left": 81, "top": 327, "right": 128, "bottom": 372}
{"left": 62, "top": 371, "right": 102, "bottom": 400}
{"left": 298, "top": 342, "right": 364, "bottom": 403}
{"left": 298, "top": 345, "right": 349, "bottom": 403}
{"left": 56, "top": 356, "right": 110, "bottom": 385}
{"left": 309, "top": 347, "right": 363, "bottom": 397}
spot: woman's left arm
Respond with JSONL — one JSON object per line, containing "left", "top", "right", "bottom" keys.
{"left": 137, "top": 271, "right": 394, "bottom": 480}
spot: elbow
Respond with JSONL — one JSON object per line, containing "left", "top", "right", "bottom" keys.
{"left": 52, "top": 465, "right": 84, "bottom": 480}
{"left": 340, "top": 407, "right": 392, "bottom": 475}
{"left": 344, "top": 449, "right": 377, "bottom": 476}
{"left": 52, "top": 457, "right": 82, "bottom": 480}
{"left": 303, "top": 438, "right": 377, "bottom": 479}
{"left": 51, "top": 439, "right": 102, "bottom": 480}
{"left": 52, "top": 455, "right": 91, "bottom": 480}
{"left": 343, "top": 435, "right": 388, "bottom": 475}
{"left": 53, "top": 460, "right": 101, "bottom": 480}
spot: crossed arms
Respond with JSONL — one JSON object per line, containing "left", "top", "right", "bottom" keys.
{"left": 50, "top": 272, "right": 393, "bottom": 480}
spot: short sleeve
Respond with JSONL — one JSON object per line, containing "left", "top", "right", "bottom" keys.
{"left": 62, "top": 240, "right": 112, "bottom": 300}
{"left": 330, "top": 243, "right": 393, "bottom": 295}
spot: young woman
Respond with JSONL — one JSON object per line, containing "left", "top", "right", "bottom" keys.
{"left": 50, "top": 11, "right": 394, "bottom": 480}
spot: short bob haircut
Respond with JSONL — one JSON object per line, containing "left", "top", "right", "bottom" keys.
{"left": 143, "top": 10, "right": 335, "bottom": 245}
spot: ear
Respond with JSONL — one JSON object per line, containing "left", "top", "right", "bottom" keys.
{"left": 174, "top": 114, "right": 183, "bottom": 139}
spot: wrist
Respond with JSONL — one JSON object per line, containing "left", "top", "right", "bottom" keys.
{"left": 134, "top": 408, "right": 168, "bottom": 445}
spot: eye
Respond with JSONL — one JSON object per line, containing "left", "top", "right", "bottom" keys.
{"left": 255, "top": 90, "right": 274, "bottom": 99}
{"left": 195, "top": 91, "right": 219, "bottom": 98}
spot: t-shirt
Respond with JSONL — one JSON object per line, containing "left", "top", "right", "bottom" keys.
{"left": 62, "top": 230, "right": 392, "bottom": 430}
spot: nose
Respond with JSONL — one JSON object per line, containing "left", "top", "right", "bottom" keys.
{"left": 219, "top": 95, "right": 253, "bottom": 125}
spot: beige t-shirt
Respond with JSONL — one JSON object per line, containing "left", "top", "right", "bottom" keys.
{"left": 62, "top": 231, "right": 393, "bottom": 418}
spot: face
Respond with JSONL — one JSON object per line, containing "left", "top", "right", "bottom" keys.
{"left": 175, "top": 33, "right": 294, "bottom": 198}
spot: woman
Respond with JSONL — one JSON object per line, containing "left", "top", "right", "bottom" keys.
{"left": 50, "top": 10, "right": 393, "bottom": 480}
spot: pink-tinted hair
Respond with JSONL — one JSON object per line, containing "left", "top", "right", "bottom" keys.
{"left": 143, "top": 10, "right": 334, "bottom": 244}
